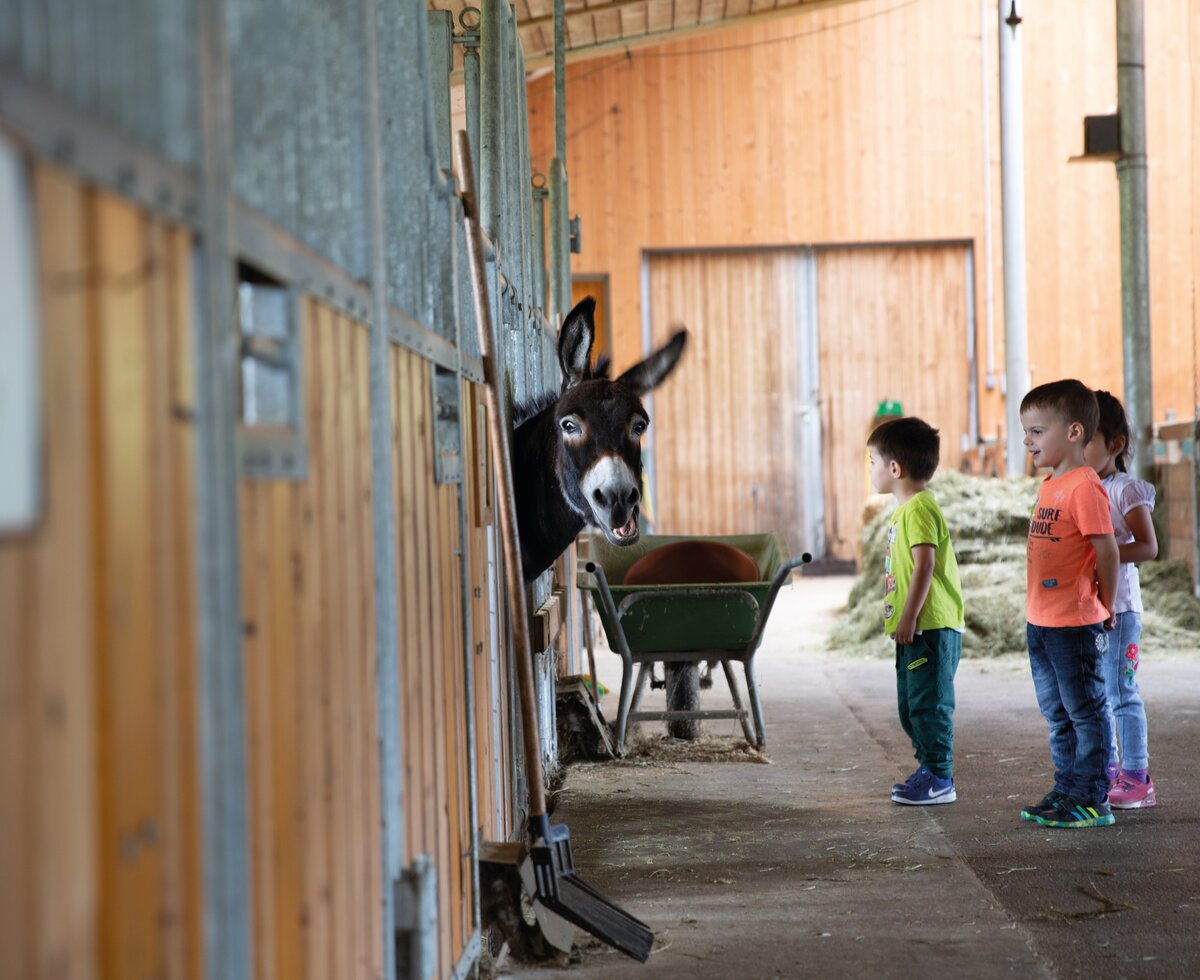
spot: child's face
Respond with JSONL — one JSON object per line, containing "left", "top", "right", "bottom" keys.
{"left": 1083, "top": 429, "right": 1121, "bottom": 477}
{"left": 1021, "top": 406, "right": 1085, "bottom": 471}
{"left": 868, "top": 448, "right": 899, "bottom": 493}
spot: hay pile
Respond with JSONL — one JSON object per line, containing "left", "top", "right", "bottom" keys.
{"left": 830, "top": 470, "right": 1200, "bottom": 658}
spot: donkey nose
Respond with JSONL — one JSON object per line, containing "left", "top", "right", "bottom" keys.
{"left": 627, "top": 486, "right": 640, "bottom": 505}
{"left": 592, "top": 488, "right": 607, "bottom": 506}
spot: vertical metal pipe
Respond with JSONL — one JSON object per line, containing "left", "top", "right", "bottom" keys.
{"left": 480, "top": 0, "right": 503, "bottom": 240}
{"left": 1116, "top": 0, "right": 1154, "bottom": 480}
{"left": 979, "top": 0, "right": 997, "bottom": 385}
{"left": 195, "top": 0, "right": 254, "bottom": 976}
{"left": 998, "top": 0, "right": 1030, "bottom": 475}
{"left": 549, "top": 0, "right": 570, "bottom": 325}
{"left": 362, "top": 1, "right": 403, "bottom": 975}
{"left": 464, "top": 48, "right": 482, "bottom": 185}
{"left": 532, "top": 180, "right": 548, "bottom": 313}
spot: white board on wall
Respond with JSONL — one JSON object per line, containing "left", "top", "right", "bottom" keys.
{"left": 0, "top": 132, "right": 40, "bottom": 533}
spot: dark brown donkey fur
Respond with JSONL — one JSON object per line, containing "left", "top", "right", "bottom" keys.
{"left": 512, "top": 297, "right": 687, "bottom": 580}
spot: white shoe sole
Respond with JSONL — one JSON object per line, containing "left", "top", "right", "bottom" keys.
{"left": 891, "top": 790, "right": 957, "bottom": 805}
{"left": 1110, "top": 796, "right": 1156, "bottom": 809}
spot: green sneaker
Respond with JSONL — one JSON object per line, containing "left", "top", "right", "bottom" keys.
{"left": 1033, "top": 797, "right": 1115, "bottom": 829}
{"left": 1020, "top": 791, "right": 1066, "bottom": 822}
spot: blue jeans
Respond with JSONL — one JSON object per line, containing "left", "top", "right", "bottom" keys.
{"left": 1027, "top": 622, "right": 1114, "bottom": 803}
{"left": 1103, "top": 611, "right": 1149, "bottom": 772}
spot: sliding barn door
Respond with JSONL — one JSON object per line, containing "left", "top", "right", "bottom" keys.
{"left": 816, "top": 245, "right": 972, "bottom": 560}
{"left": 645, "top": 250, "right": 821, "bottom": 557}
{"left": 646, "top": 244, "right": 973, "bottom": 564}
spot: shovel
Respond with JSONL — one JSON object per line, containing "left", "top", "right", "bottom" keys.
{"left": 455, "top": 130, "right": 654, "bottom": 963}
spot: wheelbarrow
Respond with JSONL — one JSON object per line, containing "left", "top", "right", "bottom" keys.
{"left": 577, "top": 532, "right": 811, "bottom": 754}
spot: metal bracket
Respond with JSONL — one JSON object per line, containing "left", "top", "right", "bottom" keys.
{"left": 394, "top": 854, "right": 438, "bottom": 980}
{"left": 452, "top": 7, "right": 481, "bottom": 48}
{"left": 433, "top": 365, "right": 463, "bottom": 484}
{"left": 568, "top": 214, "right": 582, "bottom": 254}
{"left": 235, "top": 272, "right": 308, "bottom": 481}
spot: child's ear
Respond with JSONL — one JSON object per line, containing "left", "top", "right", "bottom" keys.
{"left": 1111, "top": 434, "right": 1128, "bottom": 457}
{"left": 889, "top": 459, "right": 903, "bottom": 478}
{"left": 1067, "top": 421, "right": 1086, "bottom": 443}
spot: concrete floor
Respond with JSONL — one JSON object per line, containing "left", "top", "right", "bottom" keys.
{"left": 506, "top": 576, "right": 1200, "bottom": 979}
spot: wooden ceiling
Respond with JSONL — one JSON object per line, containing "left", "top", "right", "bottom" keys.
{"left": 431, "top": 0, "right": 869, "bottom": 69}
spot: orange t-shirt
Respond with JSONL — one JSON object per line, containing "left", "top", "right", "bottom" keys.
{"left": 1026, "top": 466, "right": 1115, "bottom": 627}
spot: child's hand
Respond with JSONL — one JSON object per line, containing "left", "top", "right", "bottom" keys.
{"left": 1104, "top": 612, "right": 1116, "bottom": 631}
{"left": 895, "top": 614, "right": 918, "bottom": 645}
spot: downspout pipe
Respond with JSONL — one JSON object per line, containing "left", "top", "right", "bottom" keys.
{"left": 1116, "top": 0, "right": 1154, "bottom": 481}
{"left": 998, "top": 0, "right": 1031, "bottom": 475}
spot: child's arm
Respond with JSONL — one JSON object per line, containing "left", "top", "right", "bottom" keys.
{"left": 1089, "top": 532, "right": 1120, "bottom": 629}
{"left": 895, "top": 544, "right": 935, "bottom": 644}
{"left": 1120, "top": 505, "right": 1158, "bottom": 564}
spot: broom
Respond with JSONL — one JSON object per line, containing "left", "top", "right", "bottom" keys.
{"left": 455, "top": 130, "right": 654, "bottom": 963}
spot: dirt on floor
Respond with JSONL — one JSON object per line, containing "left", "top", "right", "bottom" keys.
{"left": 502, "top": 575, "right": 1200, "bottom": 980}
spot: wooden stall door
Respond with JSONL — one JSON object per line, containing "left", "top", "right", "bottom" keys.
{"left": 817, "top": 245, "right": 972, "bottom": 561}
{"left": 646, "top": 250, "right": 815, "bottom": 556}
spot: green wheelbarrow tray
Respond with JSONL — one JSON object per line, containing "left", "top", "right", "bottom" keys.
{"left": 577, "top": 532, "right": 812, "bottom": 752}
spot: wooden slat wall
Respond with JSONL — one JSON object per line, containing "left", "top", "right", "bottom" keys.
{"left": 816, "top": 246, "right": 970, "bottom": 558}
{"left": 646, "top": 250, "right": 808, "bottom": 553}
{"left": 527, "top": 0, "right": 1200, "bottom": 470}
{"left": 0, "top": 166, "right": 204, "bottom": 980}
{"left": 239, "top": 301, "right": 384, "bottom": 980}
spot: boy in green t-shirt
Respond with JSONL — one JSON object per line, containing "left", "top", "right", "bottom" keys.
{"left": 867, "top": 417, "right": 965, "bottom": 805}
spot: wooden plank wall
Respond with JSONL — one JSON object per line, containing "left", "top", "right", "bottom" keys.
{"left": 1, "top": 164, "right": 510, "bottom": 980}
{"left": 241, "top": 312, "right": 510, "bottom": 980}
{"left": 239, "top": 301, "right": 384, "bottom": 980}
{"left": 527, "top": 0, "right": 1200, "bottom": 468}
{"left": 0, "top": 165, "right": 204, "bottom": 980}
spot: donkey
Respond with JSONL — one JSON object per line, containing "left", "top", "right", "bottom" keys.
{"left": 513, "top": 297, "right": 687, "bottom": 580}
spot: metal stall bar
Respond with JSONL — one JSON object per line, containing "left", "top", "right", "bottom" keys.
{"left": 361, "top": 1, "right": 403, "bottom": 977}
{"left": 195, "top": 0, "right": 254, "bottom": 976}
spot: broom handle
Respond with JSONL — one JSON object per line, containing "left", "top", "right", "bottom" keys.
{"left": 455, "top": 130, "right": 549, "bottom": 821}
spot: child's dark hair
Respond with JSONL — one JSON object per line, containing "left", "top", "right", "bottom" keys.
{"left": 867, "top": 416, "right": 940, "bottom": 481}
{"left": 1093, "top": 388, "right": 1134, "bottom": 473}
{"left": 1019, "top": 379, "right": 1099, "bottom": 443}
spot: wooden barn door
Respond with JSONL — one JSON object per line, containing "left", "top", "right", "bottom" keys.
{"left": 646, "top": 244, "right": 972, "bottom": 564}
{"left": 816, "top": 245, "right": 972, "bottom": 560}
{"left": 645, "top": 250, "right": 821, "bottom": 556}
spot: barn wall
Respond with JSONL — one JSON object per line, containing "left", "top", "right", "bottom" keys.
{"left": 0, "top": 166, "right": 205, "bottom": 980}
{"left": 528, "top": 0, "right": 1200, "bottom": 541}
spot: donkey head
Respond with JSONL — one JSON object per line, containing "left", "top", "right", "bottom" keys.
{"left": 553, "top": 297, "right": 687, "bottom": 549}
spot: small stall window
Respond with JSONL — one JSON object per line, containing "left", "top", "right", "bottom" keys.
{"left": 236, "top": 265, "right": 307, "bottom": 479}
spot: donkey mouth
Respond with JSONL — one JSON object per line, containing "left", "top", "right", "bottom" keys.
{"left": 610, "top": 514, "right": 639, "bottom": 542}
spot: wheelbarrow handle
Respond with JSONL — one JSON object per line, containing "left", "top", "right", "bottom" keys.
{"left": 745, "top": 553, "right": 813, "bottom": 655}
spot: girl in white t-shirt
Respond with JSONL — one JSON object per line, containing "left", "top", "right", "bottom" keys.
{"left": 1084, "top": 390, "right": 1158, "bottom": 809}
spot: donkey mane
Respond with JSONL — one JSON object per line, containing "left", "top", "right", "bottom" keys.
{"left": 512, "top": 390, "right": 560, "bottom": 428}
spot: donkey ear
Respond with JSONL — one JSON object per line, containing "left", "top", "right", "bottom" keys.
{"left": 615, "top": 329, "right": 687, "bottom": 395}
{"left": 558, "top": 297, "right": 596, "bottom": 389}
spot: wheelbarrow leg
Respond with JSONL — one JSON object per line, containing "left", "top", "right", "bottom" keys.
{"left": 614, "top": 650, "right": 636, "bottom": 755}
{"left": 629, "top": 663, "right": 650, "bottom": 714}
{"left": 743, "top": 657, "right": 767, "bottom": 749}
{"left": 720, "top": 659, "right": 757, "bottom": 746}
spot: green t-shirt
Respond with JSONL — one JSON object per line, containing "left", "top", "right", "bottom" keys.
{"left": 883, "top": 490, "right": 965, "bottom": 635}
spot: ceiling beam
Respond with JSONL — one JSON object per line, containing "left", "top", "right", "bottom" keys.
{"left": 519, "top": 0, "right": 868, "bottom": 71}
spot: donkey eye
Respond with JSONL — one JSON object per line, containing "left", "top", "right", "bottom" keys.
{"left": 631, "top": 420, "right": 647, "bottom": 437}
{"left": 560, "top": 418, "right": 579, "bottom": 435}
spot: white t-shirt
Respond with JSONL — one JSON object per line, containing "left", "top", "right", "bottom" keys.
{"left": 1102, "top": 471, "right": 1156, "bottom": 614}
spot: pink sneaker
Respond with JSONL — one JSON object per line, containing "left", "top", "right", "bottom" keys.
{"left": 1108, "top": 773, "right": 1156, "bottom": 809}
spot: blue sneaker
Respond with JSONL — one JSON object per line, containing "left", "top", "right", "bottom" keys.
{"left": 892, "top": 766, "right": 925, "bottom": 794}
{"left": 891, "top": 767, "right": 956, "bottom": 805}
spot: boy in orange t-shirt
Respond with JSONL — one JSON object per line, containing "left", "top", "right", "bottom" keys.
{"left": 1018, "top": 380, "right": 1120, "bottom": 829}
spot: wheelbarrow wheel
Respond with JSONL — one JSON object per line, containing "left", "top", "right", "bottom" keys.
{"left": 665, "top": 662, "right": 701, "bottom": 740}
